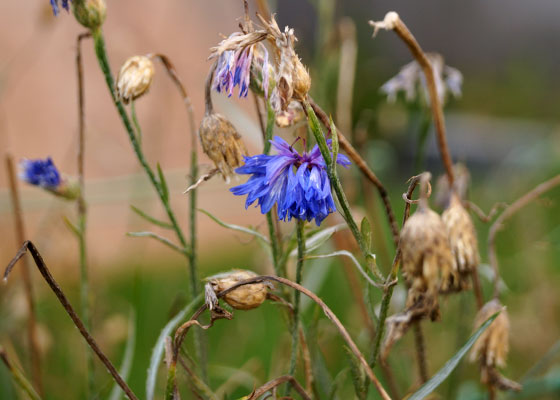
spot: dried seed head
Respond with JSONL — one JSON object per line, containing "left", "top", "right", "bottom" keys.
{"left": 116, "top": 55, "right": 155, "bottom": 104}
{"left": 198, "top": 113, "right": 247, "bottom": 181}
{"left": 292, "top": 57, "right": 311, "bottom": 100}
{"left": 470, "top": 299, "right": 509, "bottom": 368}
{"left": 205, "top": 270, "right": 268, "bottom": 310}
{"left": 400, "top": 203, "right": 457, "bottom": 319}
{"left": 73, "top": 0, "right": 106, "bottom": 30}
{"left": 442, "top": 193, "right": 480, "bottom": 289}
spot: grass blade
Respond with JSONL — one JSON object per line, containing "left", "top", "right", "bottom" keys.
{"left": 408, "top": 311, "right": 501, "bottom": 400}
{"left": 126, "top": 231, "right": 188, "bottom": 256}
{"left": 146, "top": 293, "right": 203, "bottom": 400}
{"left": 289, "top": 223, "right": 347, "bottom": 257}
{"left": 198, "top": 209, "right": 270, "bottom": 244}
{"left": 130, "top": 205, "right": 173, "bottom": 230}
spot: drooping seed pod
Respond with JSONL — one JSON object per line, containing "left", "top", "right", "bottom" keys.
{"left": 116, "top": 55, "right": 155, "bottom": 104}
{"left": 470, "top": 300, "right": 522, "bottom": 392}
{"left": 198, "top": 113, "right": 247, "bottom": 181}
{"left": 400, "top": 200, "right": 457, "bottom": 320}
{"left": 205, "top": 270, "right": 268, "bottom": 310}
{"left": 442, "top": 192, "right": 480, "bottom": 289}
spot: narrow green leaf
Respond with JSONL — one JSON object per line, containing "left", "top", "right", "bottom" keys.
{"left": 126, "top": 231, "right": 188, "bottom": 256}
{"left": 408, "top": 311, "right": 501, "bottom": 400}
{"left": 305, "top": 250, "right": 383, "bottom": 288}
{"left": 329, "top": 116, "right": 339, "bottom": 177}
{"left": 108, "top": 310, "right": 136, "bottom": 400}
{"left": 146, "top": 294, "right": 204, "bottom": 400}
{"left": 63, "top": 215, "right": 81, "bottom": 237}
{"left": 157, "top": 163, "right": 169, "bottom": 202}
{"left": 0, "top": 347, "right": 42, "bottom": 400}
{"left": 361, "top": 217, "right": 372, "bottom": 253}
{"left": 289, "top": 223, "right": 347, "bottom": 257}
{"left": 130, "top": 205, "right": 173, "bottom": 229}
{"left": 198, "top": 209, "right": 270, "bottom": 245}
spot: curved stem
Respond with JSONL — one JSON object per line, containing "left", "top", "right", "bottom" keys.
{"left": 370, "top": 13, "right": 455, "bottom": 185}
{"left": 4, "top": 242, "right": 139, "bottom": 400}
{"left": 488, "top": 174, "right": 560, "bottom": 298}
{"left": 308, "top": 98, "right": 400, "bottom": 247}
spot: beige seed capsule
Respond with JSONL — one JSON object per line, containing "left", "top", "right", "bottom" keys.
{"left": 198, "top": 113, "right": 247, "bottom": 181}
{"left": 442, "top": 192, "right": 480, "bottom": 290}
{"left": 205, "top": 270, "right": 268, "bottom": 310}
{"left": 400, "top": 202, "right": 457, "bottom": 319}
{"left": 116, "top": 56, "right": 155, "bottom": 104}
{"left": 292, "top": 57, "right": 311, "bottom": 101}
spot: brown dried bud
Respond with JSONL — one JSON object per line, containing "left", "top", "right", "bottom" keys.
{"left": 205, "top": 270, "right": 268, "bottom": 310}
{"left": 442, "top": 192, "right": 480, "bottom": 289}
{"left": 400, "top": 203, "right": 457, "bottom": 319}
{"left": 198, "top": 113, "right": 247, "bottom": 180}
{"left": 470, "top": 300, "right": 509, "bottom": 368}
{"left": 470, "top": 300, "right": 522, "bottom": 392}
{"left": 116, "top": 56, "right": 155, "bottom": 104}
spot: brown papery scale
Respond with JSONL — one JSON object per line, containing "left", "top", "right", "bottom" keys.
{"left": 205, "top": 270, "right": 268, "bottom": 310}
{"left": 442, "top": 192, "right": 480, "bottom": 290}
{"left": 400, "top": 197, "right": 457, "bottom": 320}
{"left": 198, "top": 113, "right": 247, "bottom": 181}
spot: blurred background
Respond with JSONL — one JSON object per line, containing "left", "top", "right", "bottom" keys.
{"left": 0, "top": 0, "right": 559, "bottom": 399}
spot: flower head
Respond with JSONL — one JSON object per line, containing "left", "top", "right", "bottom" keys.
{"left": 19, "top": 158, "right": 61, "bottom": 189}
{"left": 380, "top": 53, "right": 462, "bottom": 105}
{"left": 19, "top": 157, "right": 79, "bottom": 200}
{"left": 50, "top": 0, "right": 71, "bottom": 16}
{"left": 212, "top": 33, "right": 270, "bottom": 99}
{"left": 231, "top": 136, "right": 350, "bottom": 226}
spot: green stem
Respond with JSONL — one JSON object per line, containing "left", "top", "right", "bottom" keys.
{"left": 305, "top": 103, "right": 369, "bottom": 258}
{"left": 287, "top": 219, "right": 306, "bottom": 394}
{"left": 0, "top": 348, "right": 42, "bottom": 400}
{"left": 91, "top": 30, "right": 197, "bottom": 296}
{"left": 263, "top": 101, "right": 283, "bottom": 275}
{"left": 130, "top": 100, "right": 142, "bottom": 147}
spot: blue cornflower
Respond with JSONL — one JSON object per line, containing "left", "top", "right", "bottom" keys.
{"left": 213, "top": 35, "right": 269, "bottom": 99}
{"left": 19, "top": 158, "right": 62, "bottom": 189}
{"left": 231, "top": 136, "right": 350, "bottom": 226}
{"left": 50, "top": 0, "right": 71, "bottom": 16}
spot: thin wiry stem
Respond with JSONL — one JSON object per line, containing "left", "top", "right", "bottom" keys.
{"left": 287, "top": 219, "right": 306, "bottom": 393}
{"left": 412, "top": 322, "right": 428, "bottom": 383}
{"left": 308, "top": 98, "right": 400, "bottom": 247}
{"left": 0, "top": 347, "right": 42, "bottom": 400}
{"left": 5, "top": 154, "right": 42, "bottom": 395}
{"left": 488, "top": 174, "right": 560, "bottom": 298}
{"left": 369, "top": 13, "right": 455, "bottom": 185}
{"left": 248, "top": 375, "right": 311, "bottom": 400}
{"left": 76, "top": 31, "right": 95, "bottom": 397}
{"left": 3, "top": 241, "right": 139, "bottom": 400}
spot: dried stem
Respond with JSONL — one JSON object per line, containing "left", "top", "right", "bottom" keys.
{"left": 488, "top": 174, "right": 560, "bottom": 298}
{"left": 214, "top": 276, "right": 392, "bottom": 400}
{"left": 287, "top": 219, "right": 306, "bottom": 393}
{"left": 5, "top": 154, "right": 42, "bottom": 395}
{"left": 204, "top": 61, "right": 217, "bottom": 115}
{"left": 464, "top": 200, "right": 507, "bottom": 223}
{"left": 248, "top": 375, "right": 311, "bottom": 400}
{"left": 369, "top": 13, "right": 455, "bottom": 186}
{"left": 3, "top": 241, "right": 139, "bottom": 400}
{"left": 412, "top": 322, "right": 428, "bottom": 383}
{"left": 0, "top": 347, "right": 42, "bottom": 400}
{"left": 308, "top": 98, "right": 400, "bottom": 246}
{"left": 471, "top": 268, "right": 484, "bottom": 310}
{"left": 76, "top": 31, "right": 95, "bottom": 396}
